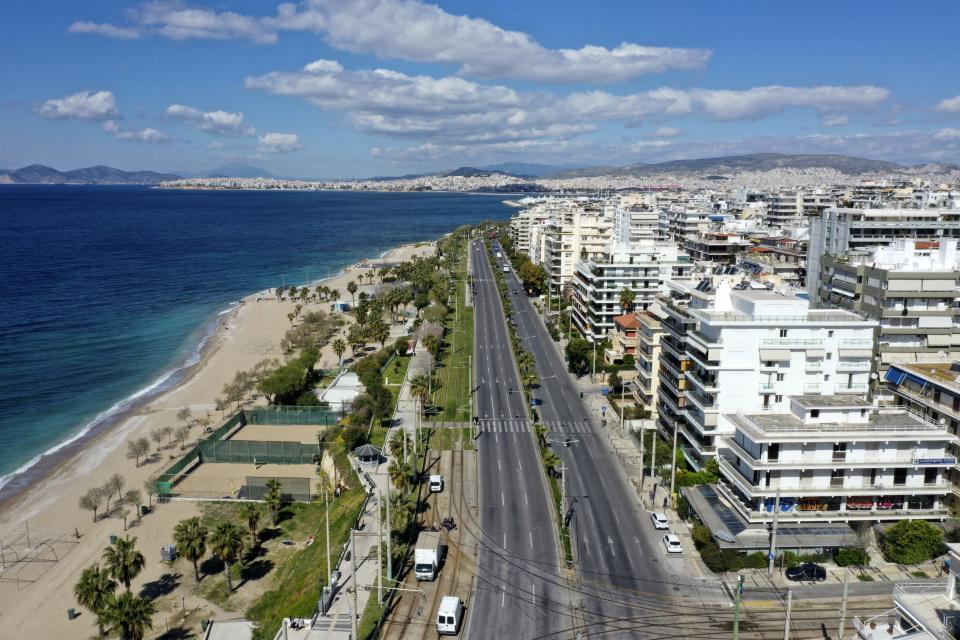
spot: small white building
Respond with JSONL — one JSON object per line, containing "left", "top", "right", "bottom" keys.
{"left": 717, "top": 395, "right": 956, "bottom": 524}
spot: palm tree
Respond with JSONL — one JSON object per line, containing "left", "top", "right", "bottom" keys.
{"left": 542, "top": 450, "right": 561, "bottom": 476}
{"left": 104, "top": 591, "right": 155, "bottom": 640}
{"left": 102, "top": 535, "right": 146, "bottom": 592}
{"left": 240, "top": 503, "right": 263, "bottom": 548}
{"left": 209, "top": 522, "right": 246, "bottom": 592}
{"left": 264, "top": 478, "right": 283, "bottom": 524}
{"left": 533, "top": 423, "right": 549, "bottom": 448}
{"left": 74, "top": 563, "right": 117, "bottom": 638}
{"left": 173, "top": 517, "right": 207, "bottom": 582}
{"left": 388, "top": 429, "right": 410, "bottom": 458}
{"left": 332, "top": 338, "right": 347, "bottom": 365}
{"left": 619, "top": 287, "right": 636, "bottom": 314}
{"left": 346, "top": 280, "right": 358, "bottom": 306}
{"left": 387, "top": 458, "right": 410, "bottom": 492}
{"left": 410, "top": 373, "right": 431, "bottom": 411}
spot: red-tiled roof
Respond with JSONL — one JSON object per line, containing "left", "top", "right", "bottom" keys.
{"left": 613, "top": 313, "right": 641, "bottom": 329}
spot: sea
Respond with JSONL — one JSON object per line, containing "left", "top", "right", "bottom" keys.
{"left": 0, "top": 186, "right": 512, "bottom": 497}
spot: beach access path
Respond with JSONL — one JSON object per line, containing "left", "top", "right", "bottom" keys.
{"left": 0, "top": 241, "right": 433, "bottom": 640}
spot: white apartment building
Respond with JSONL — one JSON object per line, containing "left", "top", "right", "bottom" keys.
{"left": 533, "top": 205, "right": 612, "bottom": 294}
{"left": 717, "top": 395, "right": 955, "bottom": 525}
{"left": 660, "top": 205, "right": 712, "bottom": 244}
{"left": 509, "top": 207, "right": 552, "bottom": 254}
{"left": 807, "top": 207, "right": 960, "bottom": 300}
{"left": 681, "top": 281, "right": 877, "bottom": 465}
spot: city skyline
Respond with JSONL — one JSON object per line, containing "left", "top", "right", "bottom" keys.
{"left": 3, "top": 0, "right": 960, "bottom": 177}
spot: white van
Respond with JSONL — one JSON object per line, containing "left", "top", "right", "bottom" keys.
{"left": 436, "top": 596, "right": 464, "bottom": 635}
{"left": 429, "top": 474, "right": 444, "bottom": 493}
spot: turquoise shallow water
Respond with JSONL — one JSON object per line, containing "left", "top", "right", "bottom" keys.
{"left": 0, "top": 186, "right": 511, "bottom": 490}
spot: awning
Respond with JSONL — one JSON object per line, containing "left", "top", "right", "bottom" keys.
{"left": 805, "top": 349, "right": 825, "bottom": 358}
{"left": 885, "top": 368, "right": 907, "bottom": 386}
{"left": 830, "top": 287, "right": 856, "bottom": 299}
{"left": 838, "top": 348, "right": 872, "bottom": 357}
{"left": 759, "top": 349, "right": 790, "bottom": 361}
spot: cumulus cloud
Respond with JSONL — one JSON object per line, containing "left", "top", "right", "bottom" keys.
{"left": 37, "top": 90, "right": 120, "bottom": 121}
{"left": 246, "top": 60, "right": 890, "bottom": 154}
{"left": 258, "top": 132, "right": 303, "bottom": 152}
{"left": 70, "top": 0, "right": 710, "bottom": 83}
{"left": 648, "top": 126, "right": 681, "bottom": 138}
{"left": 934, "top": 95, "right": 960, "bottom": 113}
{"left": 166, "top": 104, "right": 255, "bottom": 136}
{"left": 115, "top": 127, "right": 175, "bottom": 142}
{"left": 822, "top": 114, "right": 849, "bottom": 127}
{"left": 68, "top": 21, "right": 141, "bottom": 39}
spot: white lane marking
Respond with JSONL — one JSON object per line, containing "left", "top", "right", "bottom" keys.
{"left": 524, "top": 491, "right": 528, "bottom": 505}
{"left": 498, "top": 458, "right": 501, "bottom": 471}
{"left": 634, "top": 536, "right": 645, "bottom": 557}
{"left": 607, "top": 536, "right": 617, "bottom": 558}
{"left": 501, "top": 491, "right": 505, "bottom": 506}
{"left": 518, "top": 458, "right": 522, "bottom": 472}
{"left": 503, "top": 532, "right": 507, "bottom": 549}
{"left": 501, "top": 586, "right": 505, "bottom": 608}
{"left": 625, "top": 548, "right": 634, "bottom": 568}
{"left": 529, "top": 531, "right": 533, "bottom": 549}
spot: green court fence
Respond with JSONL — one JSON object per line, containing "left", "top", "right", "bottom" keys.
{"left": 152, "top": 406, "right": 336, "bottom": 495}
{"left": 244, "top": 476, "right": 312, "bottom": 502}
{"left": 199, "top": 438, "right": 320, "bottom": 464}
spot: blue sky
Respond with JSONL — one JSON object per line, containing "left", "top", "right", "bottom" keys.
{"left": 2, "top": 0, "right": 960, "bottom": 178}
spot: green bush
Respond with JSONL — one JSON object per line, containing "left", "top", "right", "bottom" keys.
{"left": 883, "top": 520, "right": 944, "bottom": 565}
{"left": 676, "top": 495, "right": 690, "bottom": 520}
{"left": 834, "top": 547, "right": 870, "bottom": 567}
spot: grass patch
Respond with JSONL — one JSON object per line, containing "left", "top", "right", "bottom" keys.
{"left": 911, "top": 570, "right": 929, "bottom": 578}
{"left": 857, "top": 574, "right": 875, "bottom": 582}
{"left": 429, "top": 242, "right": 473, "bottom": 422}
{"left": 546, "top": 472, "right": 573, "bottom": 568}
{"left": 434, "top": 427, "right": 475, "bottom": 451}
{"left": 245, "top": 471, "right": 367, "bottom": 639}
{"left": 357, "top": 592, "right": 387, "bottom": 640}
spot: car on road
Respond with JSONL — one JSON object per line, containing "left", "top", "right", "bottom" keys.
{"left": 786, "top": 562, "right": 827, "bottom": 583}
{"left": 662, "top": 534, "right": 683, "bottom": 554}
{"left": 650, "top": 512, "right": 669, "bottom": 530}
{"left": 429, "top": 474, "right": 444, "bottom": 493}
{"left": 436, "top": 596, "right": 465, "bottom": 635}
{"left": 422, "top": 405, "right": 443, "bottom": 416}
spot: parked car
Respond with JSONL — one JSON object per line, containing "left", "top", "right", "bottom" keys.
{"left": 650, "top": 512, "right": 670, "bottom": 530}
{"left": 662, "top": 534, "right": 683, "bottom": 554}
{"left": 422, "top": 405, "right": 443, "bottom": 416}
{"left": 786, "top": 562, "right": 827, "bottom": 583}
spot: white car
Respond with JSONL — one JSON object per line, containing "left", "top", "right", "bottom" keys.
{"left": 650, "top": 512, "right": 669, "bottom": 530}
{"left": 662, "top": 534, "right": 683, "bottom": 554}
{"left": 429, "top": 474, "right": 444, "bottom": 493}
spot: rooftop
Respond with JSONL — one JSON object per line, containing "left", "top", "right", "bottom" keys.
{"left": 728, "top": 409, "right": 947, "bottom": 441}
{"left": 894, "top": 362, "right": 960, "bottom": 391}
{"left": 791, "top": 395, "right": 872, "bottom": 409}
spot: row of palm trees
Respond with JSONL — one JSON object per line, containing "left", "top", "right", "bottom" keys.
{"left": 275, "top": 284, "right": 341, "bottom": 304}
{"left": 74, "top": 536, "right": 152, "bottom": 640}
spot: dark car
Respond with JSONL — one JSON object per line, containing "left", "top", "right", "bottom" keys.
{"left": 786, "top": 562, "right": 826, "bottom": 583}
{"left": 422, "top": 405, "right": 443, "bottom": 416}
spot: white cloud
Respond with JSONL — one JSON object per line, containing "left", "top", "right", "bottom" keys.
{"left": 934, "top": 95, "right": 960, "bottom": 113}
{"left": 68, "top": 21, "right": 141, "bottom": 39}
{"left": 71, "top": 0, "right": 710, "bottom": 83}
{"left": 205, "top": 141, "right": 226, "bottom": 150}
{"left": 258, "top": 132, "right": 303, "bottom": 152}
{"left": 116, "top": 127, "right": 175, "bottom": 142}
{"left": 166, "top": 104, "right": 255, "bottom": 136}
{"left": 37, "top": 90, "right": 120, "bottom": 121}
{"left": 822, "top": 114, "right": 849, "bottom": 127}
{"left": 648, "top": 126, "right": 681, "bottom": 138}
{"left": 247, "top": 61, "right": 891, "bottom": 154}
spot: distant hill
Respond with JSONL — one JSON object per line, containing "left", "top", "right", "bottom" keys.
{"left": 441, "top": 166, "right": 515, "bottom": 178}
{"left": 194, "top": 163, "right": 277, "bottom": 179}
{"left": 1, "top": 164, "right": 181, "bottom": 185}
{"left": 546, "top": 153, "right": 910, "bottom": 178}
{"left": 479, "top": 162, "right": 575, "bottom": 177}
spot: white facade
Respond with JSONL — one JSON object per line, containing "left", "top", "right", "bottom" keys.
{"left": 681, "top": 282, "right": 877, "bottom": 463}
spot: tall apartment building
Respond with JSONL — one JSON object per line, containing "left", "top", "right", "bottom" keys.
{"left": 819, "top": 239, "right": 960, "bottom": 381}
{"left": 634, "top": 311, "right": 663, "bottom": 419}
{"left": 680, "top": 281, "right": 876, "bottom": 466}
{"left": 683, "top": 229, "right": 752, "bottom": 266}
{"left": 806, "top": 207, "right": 960, "bottom": 300}
{"left": 509, "top": 207, "right": 552, "bottom": 254}
{"left": 660, "top": 206, "right": 712, "bottom": 244}
{"left": 534, "top": 205, "right": 612, "bottom": 295}
{"left": 716, "top": 395, "right": 954, "bottom": 524}
{"left": 765, "top": 192, "right": 803, "bottom": 228}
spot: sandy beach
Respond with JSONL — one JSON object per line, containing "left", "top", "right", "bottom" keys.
{"left": 0, "top": 240, "right": 434, "bottom": 639}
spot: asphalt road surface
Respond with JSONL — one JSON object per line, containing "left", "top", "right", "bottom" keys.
{"left": 465, "top": 239, "right": 572, "bottom": 640}
{"left": 494, "top": 242, "right": 725, "bottom": 638}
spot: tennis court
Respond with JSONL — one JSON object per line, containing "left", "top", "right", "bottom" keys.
{"left": 171, "top": 462, "right": 319, "bottom": 500}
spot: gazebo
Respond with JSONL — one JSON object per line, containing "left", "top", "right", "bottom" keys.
{"left": 353, "top": 443, "right": 383, "bottom": 467}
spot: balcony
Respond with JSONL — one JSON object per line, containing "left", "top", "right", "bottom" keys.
{"left": 835, "top": 383, "right": 870, "bottom": 394}
{"left": 805, "top": 360, "right": 823, "bottom": 372}
{"left": 758, "top": 382, "right": 777, "bottom": 393}
{"left": 685, "top": 389, "right": 717, "bottom": 413}
{"left": 893, "top": 582, "right": 959, "bottom": 640}
{"left": 837, "top": 361, "right": 871, "bottom": 372}
{"left": 760, "top": 338, "right": 823, "bottom": 347}
{"left": 687, "top": 370, "right": 719, "bottom": 392}
{"left": 803, "top": 382, "right": 822, "bottom": 394}
{"left": 722, "top": 437, "right": 957, "bottom": 470}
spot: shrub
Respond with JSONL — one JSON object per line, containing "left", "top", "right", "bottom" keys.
{"left": 883, "top": 520, "right": 944, "bottom": 565}
{"left": 834, "top": 547, "right": 870, "bottom": 568}
{"left": 676, "top": 495, "right": 690, "bottom": 521}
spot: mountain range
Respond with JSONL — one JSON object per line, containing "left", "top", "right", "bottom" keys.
{"left": 0, "top": 164, "right": 181, "bottom": 185}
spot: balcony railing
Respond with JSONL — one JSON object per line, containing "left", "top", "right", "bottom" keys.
{"left": 839, "top": 339, "right": 873, "bottom": 346}
{"left": 760, "top": 338, "right": 823, "bottom": 347}
{"left": 837, "top": 361, "right": 871, "bottom": 371}
{"left": 689, "top": 308, "right": 864, "bottom": 324}
{"left": 834, "top": 383, "right": 869, "bottom": 394}
{"left": 803, "top": 383, "right": 822, "bottom": 394}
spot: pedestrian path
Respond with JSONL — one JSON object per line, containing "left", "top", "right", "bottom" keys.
{"left": 475, "top": 418, "right": 598, "bottom": 434}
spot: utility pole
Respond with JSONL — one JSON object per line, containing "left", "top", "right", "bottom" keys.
{"left": 782, "top": 589, "right": 792, "bottom": 640}
{"left": 650, "top": 428, "right": 657, "bottom": 500}
{"left": 768, "top": 489, "right": 781, "bottom": 577}
{"left": 732, "top": 574, "right": 744, "bottom": 640}
{"left": 385, "top": 481, "right": 393, "bottom": 582}
{"left": 350, "top": 530, "right": 358, "bottom": 640}
{"left": 639, "top": 425, "right": 646, "bottom": 491}
{"left": 591, "top": 338, "right": 597, "bottom": 383}
{"left": 325, "top": 485, "right": 332, "bottom": 586}
{"left": 669, "top": 425, "right": 679, "bottom": 507}
{"left": 468, "top": 354, "right": 473, "bottom": 440}
{"left": 561, "top": 462, "right": 567, "bottom": 523}
{"left": 377, "top": 491, "right": 384, "bottom": 605}
{"left": 837, "top": 571, "right": 849, "bottom": 640}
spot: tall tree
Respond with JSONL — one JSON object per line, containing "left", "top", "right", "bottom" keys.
{"left": 264, "top": 478, "right": 283, "bottom": 525}
{"left": 240, "top": 503, "right": 264, "bottom": 549}
{"left": 125, "top": 439, "right": 149, "bottom": 467}
{"left": 108, "top": 473, "right": 125, "bottom": 503}
{"left": 74, "top": 563, "right": 117, "bottom": 638}
{"left": 209, "top": 522, "right": 246, "bottom": 592}
{"left": 332, "top": 338, "right": 347, "bottom": 364}
{"left": 619, "top": 287, "right": 636, "bottom": 314}
{"left": 173, "top": 517, "right": 208, "bottom": 582}
{"left": 80, "top": 488, "right": 105, "bottom": 522}
{"left": 346, "top": 280, "right": 358, "bottom": 306}
{"left": 102, "top": 535, "right": 146, "bottom": 592}
{"left": 104, "top": 591, "right": 155, "bottom": 640}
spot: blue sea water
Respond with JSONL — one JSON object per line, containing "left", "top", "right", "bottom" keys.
{"left": 0, "top": 186, "right": 512, "bottom": 489}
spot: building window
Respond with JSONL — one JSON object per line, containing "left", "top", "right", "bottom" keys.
{"left": 924, "top": 468, "right": 938, "bottom": 485}
{"left": 779, "top": 329, "right": 788, "bottom": 338}
{"left": 825, "top": 374, "right": 831, "bottom": 381}
{"left": 775, "top": 395, "right": 783, "bottom": 403}
{"left": 811, "top": 409, "right": 820, "bottom": 418}
{"left": 893, "top": 468, "right": 907, "bottom": 486}
{"left": 826, "top": 353, "right": 832, "bottom": 360}
{"left": 776, "top": 373, "right": 784, "bottom": 382}
{"left": 828, "top": 330, "right": 834, "bottom": 338}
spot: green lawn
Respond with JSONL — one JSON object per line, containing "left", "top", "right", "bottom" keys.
{"left": 429, "top": 242, "right": 474, "bottom": 422}
{"left": 433, "top": 426, "right": 476, "bottom": 451}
